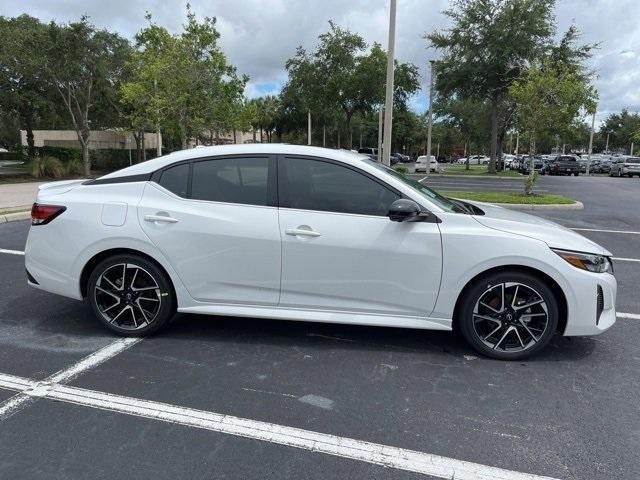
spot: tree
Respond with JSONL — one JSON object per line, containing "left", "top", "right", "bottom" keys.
{"left": 282, "top": 22, "right": 419, "bottom": 148}
{"left": 510, "top": 66, "right": 596, "bottom": 194}
{"left": 435, "top": 96, "right": 491, "bottom": 169}
{"left": 121, "top": 8, "right": 247, "bottom": 152}
{"left": 38, "top": 18, "right": 130, "bottom": 175}
{"left": 599, "top": 110, "right": 640, "bottom": 153}
{"left": 0, "top": 15, "right": 60, "bottom": 158}
{"left": 428, "top": 0, "right": 558, "bottom": 173}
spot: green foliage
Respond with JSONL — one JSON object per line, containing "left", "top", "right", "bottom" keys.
{"left": 281, "top": 21, "right": 419, "bottom": 147}
{"left": 510, "top": 66, "right": 596, "bottom": 193}
{"left": 28, "top": 156, "right": 65, "bottom": 178}
{"left": 64, "top": 158, "right": 84, "bottom": 176}
{"left": 393, "top": 165, "right": 409, "bottom": 174}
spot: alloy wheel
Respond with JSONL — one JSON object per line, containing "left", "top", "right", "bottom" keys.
{"left": 94, "top": 263, "right": 162, "bottom": 330}
{"left": 472, "top": 282, "right": 549, "bottom": 353}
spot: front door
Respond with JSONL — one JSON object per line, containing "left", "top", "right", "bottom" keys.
{"left": 277, "top": 155, "right": 442, "bottom": 317}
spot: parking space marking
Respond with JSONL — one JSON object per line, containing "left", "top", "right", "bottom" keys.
{"left": 0, "top": 371, "right": 559, "bottom": 480}
{"left": 571, "top": 228, "right": 640, "bottom": 235}
{"left": 0, "top": 337, "right": 141, "bottom": 420}
{"left": 0, "top": 248, "right": 24, "bottom": 256}
{"left": 618, "top": 312, "right": 640, "bottom": 320}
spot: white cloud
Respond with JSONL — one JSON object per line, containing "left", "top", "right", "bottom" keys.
{"left": 2, "top": 0, "right": 638, "bottom": 123}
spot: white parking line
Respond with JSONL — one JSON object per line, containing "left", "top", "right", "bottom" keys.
{"left": 618, "top": 312, "right": 640, "bottom": 320}
{"left": 571, "top": 228, "right": 640, "bottom": 235}
{"left": 0, "top": 248, "right": 24, "bottom": 256}
{"left": 0, "top": 371, "right": 559, "bottom": 480}
{"left": 0, "top": 337, "right": 141, "bottom": 419}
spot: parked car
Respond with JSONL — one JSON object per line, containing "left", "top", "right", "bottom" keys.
{"left": 518, "top": 156, "right": 544, "bottom": 174}
{"left": 357, "top": 147, "right": 378, "bottom": 161}
{"left": 25, "top": 144, "right": 616, "bottom": 360}
{"left": 394, "top": 153, "right": 412, "bottom": 163}
{"left": 462, "top": 155, "right": 490, "bottom": 165}
{"left": 610, "top": 157, "right": 640, "bottom": 177}
{"left": 415, "top": 154, "right": 435, "bottom": 173}
{"left": 543, "top": 155, "right": 581, "bottom": 176}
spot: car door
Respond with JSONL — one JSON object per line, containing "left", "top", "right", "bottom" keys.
{"left": 277, "top": 155, "right": 442, "bottom": 317}
{"left": 139, "top": 155, "right": 281, "bottom": 306}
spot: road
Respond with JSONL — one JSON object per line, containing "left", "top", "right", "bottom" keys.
{"left": 0, "top": 175, "right": 639, "bottom": 479}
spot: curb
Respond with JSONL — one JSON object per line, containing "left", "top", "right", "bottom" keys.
{"left": 0, "top": 211, "right": 30, "bottom": 223}
{"left": 492, "top": 201, "right": 584, "bottom": 211}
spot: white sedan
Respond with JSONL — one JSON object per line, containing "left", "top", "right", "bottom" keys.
{"left": 25, "top": 144, "right": 616, "bottom": 359}
{"left": 415, "top": 155, "right": 442, "bottom": 173}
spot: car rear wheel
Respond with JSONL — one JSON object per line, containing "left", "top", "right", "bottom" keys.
{"left": 458, "top": 271, "right": 559, "bottom": 360}
{"left": 87, "top": 254, "right": 176, "bottom": 336}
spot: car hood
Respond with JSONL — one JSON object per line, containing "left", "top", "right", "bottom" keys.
{"left": 462, "top": 201, "right": 612, "bottom": 256}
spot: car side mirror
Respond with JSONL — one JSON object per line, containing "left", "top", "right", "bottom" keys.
{"left": 388, "top": 199, "right": 422, "bottom": 222}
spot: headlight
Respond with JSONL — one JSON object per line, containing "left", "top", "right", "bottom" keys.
{"left": 552, "top": 249, "right": 613, "bottom": 273}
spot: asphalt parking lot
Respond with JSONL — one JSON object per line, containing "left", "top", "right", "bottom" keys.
{"left": 0, "top": 176, "right": 639, "bottom": 480}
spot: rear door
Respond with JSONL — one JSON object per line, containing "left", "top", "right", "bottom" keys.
{"left": 277, "top": 155, "right": 442, "bottom": 317}
{"left": 139, "top": 155, "right": 281, "bottom": 306}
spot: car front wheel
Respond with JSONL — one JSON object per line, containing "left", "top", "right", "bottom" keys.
{"left": 458, "top": 271, "right": 558, "bottom": 360}
{"left": 87, "top": 254, "right": 176, "bottom": 336}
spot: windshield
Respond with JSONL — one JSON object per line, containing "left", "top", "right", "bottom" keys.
{"left": 365, "top": 160, "right": 466, "bottom": 213}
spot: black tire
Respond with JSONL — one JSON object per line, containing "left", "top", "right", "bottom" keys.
{"left": 87, "top": 254, "right": 176, "bottom": 336}
{"left": 458, "top": 271, "right": 559, "bottom": 360}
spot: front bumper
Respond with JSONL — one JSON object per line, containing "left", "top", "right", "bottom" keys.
{"left": 563, "top": 270, "right": 616, "bottom": 336}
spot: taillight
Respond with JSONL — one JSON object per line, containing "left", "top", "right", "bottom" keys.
{"left": 31, "top": 203, "right": 66, "bottom": 225}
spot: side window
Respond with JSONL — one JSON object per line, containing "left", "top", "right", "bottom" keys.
{"left": 159, "top": 163, "right": 189, "bottom": 197}
{"left": 191, "top": 157, "right": 270, "bottom": 206}
{"left": 280, "top": 157, "right": 400, "bottom": 216}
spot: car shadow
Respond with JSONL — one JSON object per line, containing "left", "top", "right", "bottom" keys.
{"left": 154, "top": 312, "right": 597, "bottom": 363}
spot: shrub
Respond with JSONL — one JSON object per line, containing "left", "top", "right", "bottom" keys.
{"left": 65, "top": 158, "right": 84, "bottom": 176}
{"left": 393, "top": 165, "right": 409, "bottom": 174}
{"left": 28, "top": 156, "right": 65, "bottom": 179}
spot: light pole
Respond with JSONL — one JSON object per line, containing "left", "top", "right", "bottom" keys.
{"left": 377, "top": 107, "right": 383, "bottom": 162}
{"left": 586, "top": 109, "right": 596, "bottom": 175}
{"left": 307, "top": 110, "right": 312, "bottom": 146}
{"left": 515, "top": 131, "right": 519, "bottom": 155}
{"left": 381, "top": 0, "right": 397, "bottom": 166}
{"left": 426, "top": 60, "right": 435, "bottom": 173}
{"left": 605, "top": 130, "right": 612, "bottom": 153}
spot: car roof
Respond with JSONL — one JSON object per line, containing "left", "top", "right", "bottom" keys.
{"left": 98, "top": 144, "right": 370, "bottom": 180}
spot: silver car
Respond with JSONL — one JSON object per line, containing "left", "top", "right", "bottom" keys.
{"left": 609, "top": 157, "right": 640, "bottom": 177}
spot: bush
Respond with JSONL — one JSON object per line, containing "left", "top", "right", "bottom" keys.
{"left": 393, "top": 165, "right": 409, "bottom": 174}
{"left": 36, "top": 146, "right": 82, "bottom": 163}
{"left": 28, "top": 156, "right": 65, "bottom": 179}
{"left": 65, "top": 158, "right": 84, "bottom": 176}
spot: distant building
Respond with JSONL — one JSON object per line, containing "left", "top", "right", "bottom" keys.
{"left": 20, "top": 130, "right": 159, "bottom": 150}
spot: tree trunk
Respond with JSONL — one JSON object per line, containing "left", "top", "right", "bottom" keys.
{"left": 260, "top": 127, "right": 263, "bottom": 143}
{"left": 133, "top": 131, "right": 142, "bottom": 163}
{"left": 323, "top": 124, "right": 326, "bottom": 147}
{"left": 82, "top": 142, "right": 90, "bottom": 177}
{"left": 233, "top": 129, "right": 237, "bottom": 144}
{"left": 142, "top": 131, "right": 147, "bottom": 162}
{"left": 525, "top": 138, "right": 536, "bottom": 195}
{"left": 465, "top": 140, "right": 470, "bottom": 171}
{"left": 488, "top": 95, "right": 499, "bottom": 174}
{"left": 24, "top": 110, "right": 36, "bottom": 160}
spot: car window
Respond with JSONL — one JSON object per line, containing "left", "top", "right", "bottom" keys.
{"left": 627, "top": 158, "right": 640, "bottom": 164}
{"left": 191, "top": 157, "right": 269, "bottom": 206}
{"left": 159, "top": 163, "right": 189, "bottom": 197}
{"left": 280, "top": 156, "right": 400, "bottom": 216}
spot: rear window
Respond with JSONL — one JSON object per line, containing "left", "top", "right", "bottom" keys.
{"left": 557, "top": 156, "right": 576, "bottom": 162}
{"left": 191, "top": 157, "right": 269, "bottom": 206}
{"left": 627, "top": 158, "right": 640, "bottom": 164}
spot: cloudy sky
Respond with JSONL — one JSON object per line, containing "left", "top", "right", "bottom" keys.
{"left": 2, "top": 0, "right": 638, "bottom": 124}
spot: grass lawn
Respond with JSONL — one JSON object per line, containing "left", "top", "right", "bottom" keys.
{"left": 440, "top": 191, "right": 577, "bottom": 205}
{"left": 0, "top": 206, "right": 31, "bottom": 215}
{"left": 441, "top": 164, "right": 522, "bottom": 177}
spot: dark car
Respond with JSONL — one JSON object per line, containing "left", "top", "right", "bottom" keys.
{"left": 543, "top": 155, "right": 581, "bottom": 176}
{"left": 357, "top": 147, "right": 378, "bottom": 161}
{"left": 518, "top": 156, "right": 544, "bottom": 174}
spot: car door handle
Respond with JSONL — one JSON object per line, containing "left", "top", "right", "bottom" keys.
{"left": 144, "top": 214, "right": 179, "bottom": 223}
{"left": 285, "top": 227, "right": 321, "bottom": 237}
